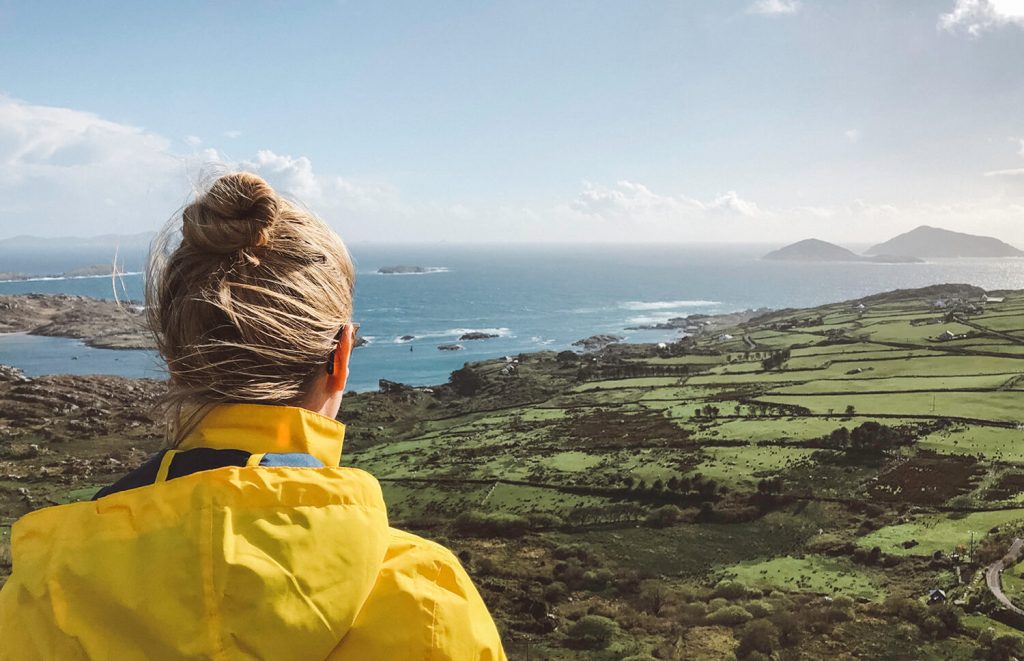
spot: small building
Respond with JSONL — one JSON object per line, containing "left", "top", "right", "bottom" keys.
{"left": 855, "top": 303, "right": 866, "bottom": 311}
{"left": 937, "top": 330, "right": 956, "bottom": 342}
{"left": 718, "top": 334, "right": 734, "bottom": 342}
{"left": 928, "top": 589, "right": 947, "bottom": 605}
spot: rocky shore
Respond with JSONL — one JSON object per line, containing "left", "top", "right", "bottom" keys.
{"left": 0, "top": 294, "right": 154, "bottom": 350}
{"left": 0, "top": 364, "right": 166, "bottom": 542}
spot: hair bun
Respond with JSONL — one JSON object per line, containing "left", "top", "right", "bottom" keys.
{"left": 182, "top": 172, "right": 280, "bottom": 254}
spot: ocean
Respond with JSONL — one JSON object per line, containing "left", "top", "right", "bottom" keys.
{"left": 2, "top": 243, "right": 1024, "bottom": 392}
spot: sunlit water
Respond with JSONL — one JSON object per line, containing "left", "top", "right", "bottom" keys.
{"left": 2, "top": 243, "right": 1023, "bottom": 391}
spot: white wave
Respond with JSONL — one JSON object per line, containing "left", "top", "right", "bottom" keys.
{"left": 531, "top": 336, "right": 555, "bottom": 346}
{"left": 626, "top": 313, "right": 690, "bottom": 325}
{"left": 620, "top": 300, "right": 719, "bottom": 310}
{"left": 0, "top": 271, "right": 143, "bottom": 284}
{"left": 366, "top": 267, "right": 451, "bottom": 276}
{"left": 391, "top": 327, "right": 511, "bottom": 343}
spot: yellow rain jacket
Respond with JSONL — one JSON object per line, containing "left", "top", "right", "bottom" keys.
{"left": 0, "top": 404, "right": 506, "bottom": 660}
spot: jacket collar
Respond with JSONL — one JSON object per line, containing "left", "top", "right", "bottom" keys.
{"left": 177, "top": 403, "right": 346, "bottom": 467}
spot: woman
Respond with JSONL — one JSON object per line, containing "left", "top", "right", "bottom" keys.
{"left": 0, "top": 172, "right": 507, "bottom": 660}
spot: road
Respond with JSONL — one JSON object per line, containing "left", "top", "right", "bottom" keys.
{"left": 986, "top": 537, "right": 1024, "bottom": 616}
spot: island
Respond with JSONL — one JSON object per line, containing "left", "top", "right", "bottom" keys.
{"left": 437, "top": 343, "right": 464, "bottom": 351}
{"left": 0, "top": 263, "right": 126, "bottom": 282}
{"left": 572, "top": 334, "right": 624, "bottom": 350}
{"left": 459, "top": 332, "right": 499, "bottom": 341}
{"left": 377, "top": 265, "right": 429, "bottom": 274}
{"left": 866, "top": 225, "right": 1024, "bottom": 258}
{"left": 763, "top": 238, "right": 922, "bottom": 263}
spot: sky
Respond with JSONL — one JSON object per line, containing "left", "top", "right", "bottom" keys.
{"left": 1, "top": 0, "right": 1023, "bottom": 245}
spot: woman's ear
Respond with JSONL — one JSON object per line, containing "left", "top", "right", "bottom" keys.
{"left": 328, "top": 324, "right": 355, "bottom": 393}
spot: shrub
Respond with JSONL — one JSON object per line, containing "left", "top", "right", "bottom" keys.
{"left": 452, "top": 511, "right": 529, "bottom": 538}
{"left": 678, "top": 602, "right": 707, "bottom": 626}
{"left": 449, "top": 366, "right": 484, "bottom": 396}
{"left": 565, "top": 615, "right": 617, "bottom": 650}
{"left": 988, "top": 634, "right": 1024, "bottom": 661}
{"left": 544, "top": 582, "right": 568, "bottom": 604}
{"left": 712, "top": 580, "right": 751, "bottom": 600}
{"left": 737, "top": 619, "right": 779, "bottom": 657}
{"left": 746, "top": 600, "right": 774, "bottom": 618}
{"left": 637, "top": 580, "right": 670, "bottom": 615}
{"left": 707, "top": 605, "right": 753, "bottom": 627}
{"left": 645, "top": 505, "right": 683, "bottom": 528}
{"left": 771, "top": 611, "right": 802, "bottom": 647}
{"left": 475, "top": 557, "right": 497, "bottom": 576}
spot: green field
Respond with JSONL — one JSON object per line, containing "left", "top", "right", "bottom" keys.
{"left": 858, "top": 509, "right": 1024, "bottom": 556}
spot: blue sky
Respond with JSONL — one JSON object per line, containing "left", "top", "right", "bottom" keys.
{"left": 1, "top": 0, "right": 1023, "bottom": 243}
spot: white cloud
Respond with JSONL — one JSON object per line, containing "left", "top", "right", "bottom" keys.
{"left": 184, "top": 135, "right": 203, "bottom": 147}
{"left": 0, "top": 96, "right": 187, "bottom": 236}
{"left": 939, "top": 0, "right": 1024, "bottom": 36}
{"left": 0, "top": 97, "right": 418, "bottom": 240}
{"left": 748, "top": 0, "right": 801, "bottom": 16}
{"left": 704, "top": 191, "right": 761, "bottom": 217}
{"left": 1018, "top": 138, "right": 1024, "bottom": 157}
{"left": 567, "top": 180, "right": 761, "bottom": 225}
{"left": 224, "top": 130, "right": 242, "bottom": 139}
{"left": 2, "top": 98, "right": 1023, "bottom": 245}
{"left": 845, "top": 129, "right": 861, "bottom": 143}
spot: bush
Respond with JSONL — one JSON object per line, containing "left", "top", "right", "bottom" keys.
{"left": 771, "top": 611, "right": 802, "bottom": 647}
{"left": 566, "top": 615, "right": 618, "bottom": 650}
{"left": 988, "top": 634, "right": 1024, "bottom": 661}
{"left": 678, "top": 602, "right": 707, "bottom": 626}
{"left": 746, "top": 600, "right": 774, "bottom": 618}
{"left": 544, "top": 582, "right": 568, "bottom": 604}
{"left": 645, "top": 505, "right": 683, "bottom": 528}
{"left": 712, "top": 580, "right": 751, "bottom": 600}
{"left": 737, "top": 620, "right": 779, "bottom": 657}
{"left": 449, "top": 366, "right": 484, "bottom": 396}
{"left": 453, "top": 511, "right": 529, "bottom": 538}
{"left": 707, "top": 605, "right": 753, "bottom": 627}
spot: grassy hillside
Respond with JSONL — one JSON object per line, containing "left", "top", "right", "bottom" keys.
{"left": 338, "top": 284, "right": 1024, "bottom": 658}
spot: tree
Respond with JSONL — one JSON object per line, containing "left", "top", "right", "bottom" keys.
{"left": 566, "top": 615, "right": 617, "bottom": 650}
{"left": 844, "top": 404, "right": 856, "bottom": 418}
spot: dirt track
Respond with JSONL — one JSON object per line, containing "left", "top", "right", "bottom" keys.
{"left": 986, "top": 537, "right": 1024, "bottom": 616}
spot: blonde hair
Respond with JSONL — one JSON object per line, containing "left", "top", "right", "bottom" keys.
{"left": 146, "top": 171, "right": 355, "bottom": 444}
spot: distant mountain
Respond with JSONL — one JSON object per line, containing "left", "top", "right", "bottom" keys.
{"left": 0, "top": 232, "right": 156, "bottom": 274}
{"left": 763, "top": 239, "right": 921, "bottom": 263}
{"left": 0, "top": 232, "right": 156, "bottom": 251}
{"left": 763, "top": 239, "right": 862, "bottom": 262}
{"left": 866, "top": 225, "right": 1023, "bottom": 258}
